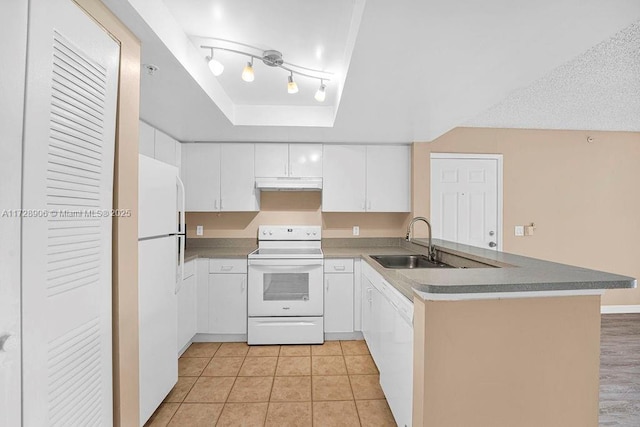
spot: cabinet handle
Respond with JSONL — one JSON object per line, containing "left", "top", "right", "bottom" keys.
{"left": 366, "top": 288, "right": 372, "bottom": 302}
{"left": 241, "top": 277, "right": 246, "bottom": 292}
{"left": 221, "top": 265, "right": 233, "bottom": 271}
{"left": 214, "top": 199, "right": 218, "bottom": 210}
{"left": 220, "top": 199, "right": 223, "bottom": 210}
{"left": 326, "top": 279, "right": 329, "bottom": 292}
{"left": 333, "top": 265, "right": 346, "bottom": 271}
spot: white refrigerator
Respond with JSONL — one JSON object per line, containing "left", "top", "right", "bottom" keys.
{"left": 138, "top": 155, "right": 185, "bottom": 426}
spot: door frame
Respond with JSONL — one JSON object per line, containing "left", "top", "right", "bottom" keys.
{"left": 430, "top": 153, "right": 504, "bottom": 250}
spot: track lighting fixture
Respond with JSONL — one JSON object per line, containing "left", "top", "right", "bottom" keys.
{"left": 242, "top": 58, "right": 255, "bottom": 82}
{"left": 314, "top": 80, "right": 326, "bottom": 102}
{"left": 200, "top": 39, "right": 331, "bottom": 101}
{"left": 206, "top": 48, "right": 224, "bottom": 76}
{"left": 287, "top": 73, "right": 299, "bottom": 94}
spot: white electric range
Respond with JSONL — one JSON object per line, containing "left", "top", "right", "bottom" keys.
{"left": 247, "top": 225, "right": 324, "bottom": 345}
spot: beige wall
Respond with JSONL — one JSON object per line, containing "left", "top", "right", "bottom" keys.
{"left": 413, "top": 295, "right": 601, "bottom": 427}
{"left": 74, "top": 1, "right": 141, "bottom": 426}
{"left": 413, "top": 127, "right": 640, "bottom": 306}
{"left": 186, "top": 192, "right": 410, "bottom": 239}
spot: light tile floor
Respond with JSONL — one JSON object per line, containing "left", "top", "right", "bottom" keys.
{"left": 145, "top": 340, "right": 396, "bottom": 426}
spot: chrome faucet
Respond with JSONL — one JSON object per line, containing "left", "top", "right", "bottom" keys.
{"left": 406, "top": 217, "right": 435, "bottom": 260}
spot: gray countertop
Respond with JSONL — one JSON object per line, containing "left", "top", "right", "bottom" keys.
{"left": 185, "top": 238, "right": 636, "bottom": 302}
{"left": 184, "top": 246, "right": 256, "bottom": 262}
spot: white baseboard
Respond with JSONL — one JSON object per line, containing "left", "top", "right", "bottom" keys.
{"left": 194, "top": 333, "right": 248, "bottom": 342}
{"left": 325, "top": 331, "right": 364, "bottom": 341}
{"left": 601, "top": 305, "right": 640, "bottom": 314}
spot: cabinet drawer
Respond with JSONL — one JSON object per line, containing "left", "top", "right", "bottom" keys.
{"left": 324, "top": 258, "right": 354, "bottom": 273}
{"left": 209, "top": 258, "right": 247, "bottom": 274}
{"left": 183, "top": 260, "right": 195, "bottom": 279}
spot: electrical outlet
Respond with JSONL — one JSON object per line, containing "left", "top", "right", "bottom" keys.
{"left": 352, "top": 226, "right": 360, "bottom": 236}
{"left": 196, "top": 225, "right": 203, "bottom": 236}
{"left": 514, "top": 225, "right": 524, "bottom": 237}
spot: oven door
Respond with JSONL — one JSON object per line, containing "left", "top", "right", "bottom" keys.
{"left": 248, "top": 258, "right": 323, "bottom": 317}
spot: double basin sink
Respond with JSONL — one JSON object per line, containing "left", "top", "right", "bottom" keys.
{"left": 371, "top": 254, "right": 454, "bottom": 269}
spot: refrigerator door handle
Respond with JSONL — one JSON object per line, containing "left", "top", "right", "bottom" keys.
{"left": 176, "top": 175, "right": 186, "bottom": 284}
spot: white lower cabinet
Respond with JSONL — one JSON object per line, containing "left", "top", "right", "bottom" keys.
{"left": 177, "top": 260, "right": 197, "bottom": 353}
{"left": 195, "top": 258, "right": 248, "bottom": 336}
{"left": 362, "top": 262, "right": 413, "bottom": 427}
{"left": 208, "top": 273, "right": 247, "bottom": 334}
{"left": 324, "top": 259, "right": 355, "bottom": 334}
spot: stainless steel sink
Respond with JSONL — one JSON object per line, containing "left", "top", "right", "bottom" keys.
{"left": 370, "top": 255, "right": 455, "bottom": 269}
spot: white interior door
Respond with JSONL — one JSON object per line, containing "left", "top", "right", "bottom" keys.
{"left": 430, "top": 155, "right": 502, "bottom": 250}
{"left": 21, "top": 0, "right": 120, "bottom": 425}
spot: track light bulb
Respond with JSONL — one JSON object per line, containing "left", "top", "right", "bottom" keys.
{"left": 287, "top": 74, "right": 298, "bottom": 94}
{"left": 314, "top": 82, "right": 326, "bottom": 102}
{"left": 242, "top": 59, "right": 255, "bottom": 82}
{"left": 208, "top": 55, "right": 224, "bottom": 76}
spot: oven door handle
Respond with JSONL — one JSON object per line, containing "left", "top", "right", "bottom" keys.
{"left": 248, "top": 260, "right": 324, "bottom": 268}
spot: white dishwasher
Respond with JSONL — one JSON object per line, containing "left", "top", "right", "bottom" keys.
{"left": 377, "top": 279, "right": 414, "bottom": 427}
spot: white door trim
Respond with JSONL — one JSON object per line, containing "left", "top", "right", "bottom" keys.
{"left": 430, "top": 153, "right": 504, "bottom": 250}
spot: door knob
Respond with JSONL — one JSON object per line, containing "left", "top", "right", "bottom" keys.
{"left": 489, "top": 231, "right": 495, "bottom": 236}
{"left": 488, "top": 242, "right": 497, "bottom": 248}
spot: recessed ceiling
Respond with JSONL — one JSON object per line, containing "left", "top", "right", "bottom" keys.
{"left": 158, "top": 0, "right": 364, "bottom": 126}
{"left": 102, "top": 0, "right": 640, "bottom": 143}
{"left": 164, "top": 0, "right": 356, "bottom": 108}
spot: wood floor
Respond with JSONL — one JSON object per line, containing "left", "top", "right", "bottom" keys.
{"left": 600, "top": 314, "right": 640, "bottom": 426}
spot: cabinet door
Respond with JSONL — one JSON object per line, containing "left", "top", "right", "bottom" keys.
{"left": 289, "top": 144, "right": 322, "bottom": 177}
{"left": 324, "top": 273, "right": 354, "bottom": 333}
{"left": 221, "top": 143, "right": 259, "bottom": 211}
{"left": 322, "top": 145, "right": 366, "bottom": 212}
{"left": 155, "top": 129, "right": 177, "bottom": 167}
{"left": 139, "top": 120, "right": 155, "bottom": 157}
{"left": 361, "top": 276, "right": 374, "bottom": 345}
{"left": 255, "top": 143, "right": 288, "bottom": 177}
{"left": 195, "top": 259, "right": 210, "bottom": 333}
{"left": 182, "top": 143, "right": 221, "bottom": 211}
{"left": 366, "top": 145, "right": 411, "bottom": 212}
{"left": 209, "top": 274, "right": 247, "bottom": 334}
{"left": 177, "top": 273, "right": 197, "bottom": 353}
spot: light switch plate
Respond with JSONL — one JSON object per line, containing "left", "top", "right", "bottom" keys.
{"left": 352, "top": 226, "right": 360, "bottom": 236}
{"left": 514, "top": 225, "right": 524, "bottom": 237}
{"left": 196, "top": 225, "right": 203, "bottom": 236}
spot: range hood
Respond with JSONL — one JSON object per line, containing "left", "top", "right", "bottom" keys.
{"left": 255, "top": 177, "right": 322, "bottom": 191}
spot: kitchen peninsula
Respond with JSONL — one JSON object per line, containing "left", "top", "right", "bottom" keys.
{"left": 324, "top": 238, "right": 636, "bottom": 427}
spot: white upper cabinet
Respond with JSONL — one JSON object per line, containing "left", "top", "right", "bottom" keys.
{"left": 323, "top": 145, "right": 411, "bottom": 212}
{"left": 323, "top": 145, "right": 367, "bottom": 212}
{"left": 255, "top": 143, "right": 322, "bottom": 178}
{"left": 182, "top": 143, "right": 258, "bottom": 212}
{"left": 183, "top": 143, "right": 221, "bottom": 212}
{"left": 289, "top": 144, "right": 323, "bottom": 177}
{"left": 221, "top": 144, "right": 259, "bottom": 211}
{"left": 139, "top": 121, "right": 155, "bottom": 158}
{"left": 255, "top": 143, "right": 288, "bottom": 177}
{"left": 154, "top": 129, "right": 176, "bottom": 166}
{"left": 366, "top": 145, "right": 411, "bottom": 212}
{"left": 139, "top": 121, "right": 181, "bottom": 172}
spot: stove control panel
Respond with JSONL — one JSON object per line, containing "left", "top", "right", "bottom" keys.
{"left": 258, "top": 225, "right": 321, "bottom": 241}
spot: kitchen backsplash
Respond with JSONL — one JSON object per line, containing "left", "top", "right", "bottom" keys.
{"left": 185, "top": 192, "right": 411, "bottom": 239}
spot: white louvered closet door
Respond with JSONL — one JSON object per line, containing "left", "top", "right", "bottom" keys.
{"left": 21, "top": 0, "right": 120, "bottom": 425}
